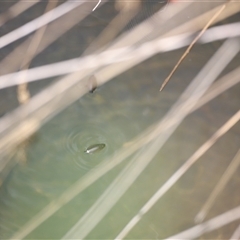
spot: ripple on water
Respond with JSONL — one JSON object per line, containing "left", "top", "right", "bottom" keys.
{"left": 66, "top": 120, "right": 130, "bottom": 170}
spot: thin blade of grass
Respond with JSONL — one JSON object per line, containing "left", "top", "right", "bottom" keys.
{"left": 164, "top": 206, "right": 240, "bottom": 240}
{"left": 195, "top": 148, "right": 240, "bottom": 223}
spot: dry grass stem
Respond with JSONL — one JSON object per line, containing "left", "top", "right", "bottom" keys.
{"left": 160, "top": 1, "right": 229, "bottom": 91}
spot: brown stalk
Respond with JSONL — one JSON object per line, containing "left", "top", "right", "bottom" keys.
{"left": 160, "top": 1, "right": 230, "bottom": 91}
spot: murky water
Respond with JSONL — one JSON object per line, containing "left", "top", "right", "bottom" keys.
{"left": 0, "top": 1, "right": 240, "bottom": 239}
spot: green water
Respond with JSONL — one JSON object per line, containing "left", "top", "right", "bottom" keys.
{"left": 1, "top": 56, "right": 240, "bottom": 238}
{"left": 0, "top": 1, "right": 240, "bottom": 239}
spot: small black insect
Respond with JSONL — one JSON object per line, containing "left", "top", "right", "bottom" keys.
{"left": 84, "top": 143, "right": 106, "bottom": 154}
